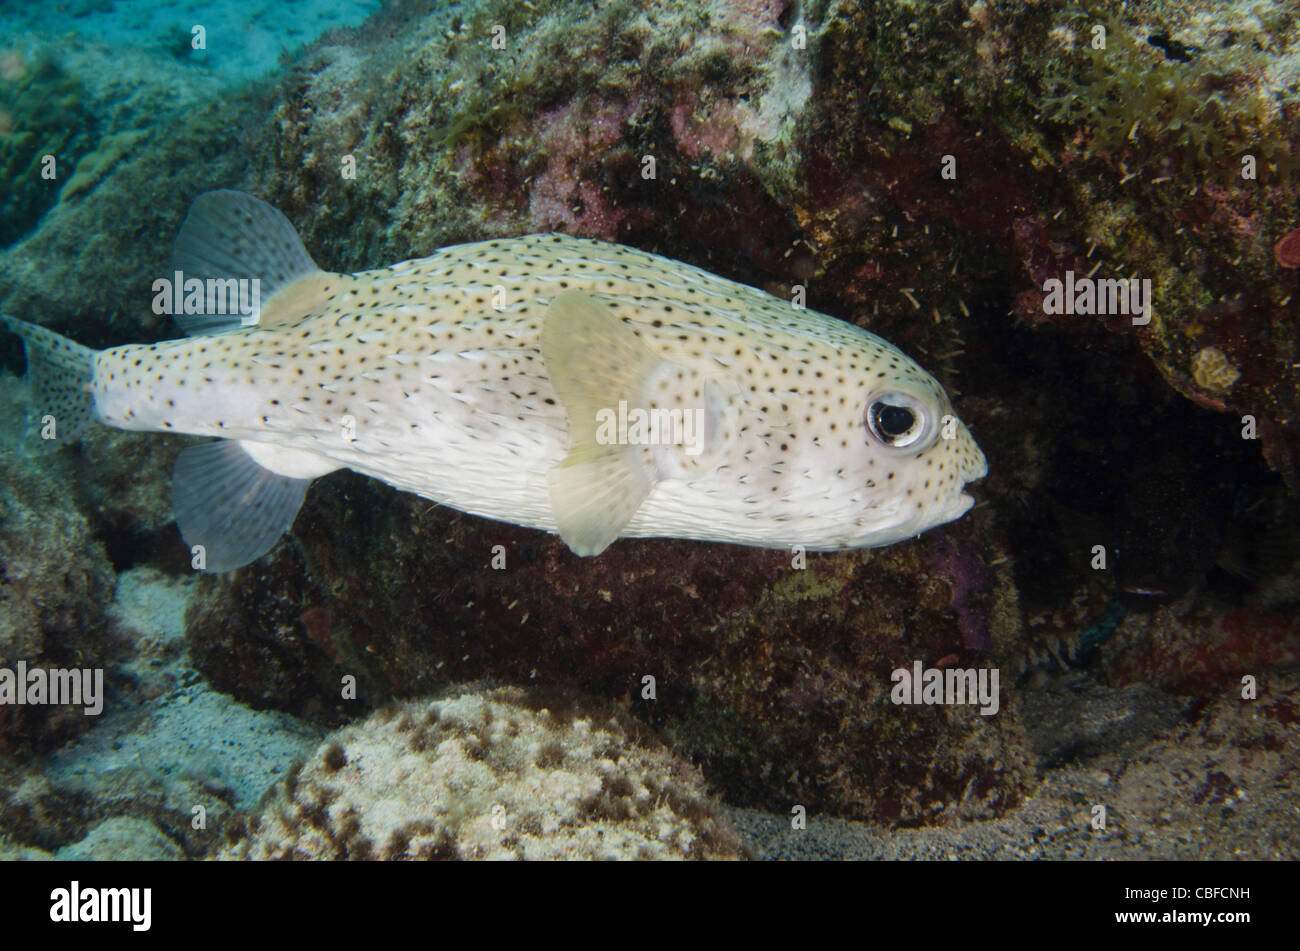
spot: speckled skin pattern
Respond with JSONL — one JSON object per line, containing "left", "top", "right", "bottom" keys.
{"left": 93, "top": 233, "right": 987, "bottom": 551}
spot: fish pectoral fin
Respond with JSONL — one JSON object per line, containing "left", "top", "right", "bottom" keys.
{"left": 171, "top": 440, "right": 314, "bottom": 572}
{"left": 547, "top": 445, "right": 655, "bottom": 556}
{"left": 170, "top": 190, "right": 322, "bottom": 335}
{"left": 541, "top": 290, "right": 664, "bottom": 556}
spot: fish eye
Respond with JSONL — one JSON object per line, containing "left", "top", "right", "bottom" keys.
{"left": 864, "top": 392, "right": 933, "bottom": 449}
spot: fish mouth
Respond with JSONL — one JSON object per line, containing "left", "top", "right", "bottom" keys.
{"left": 948, "top": 491, "right": 977, "bottom": 520}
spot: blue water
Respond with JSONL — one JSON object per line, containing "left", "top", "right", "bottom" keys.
{"left": 0, "top": 0, "right": 382, "bottom": 81}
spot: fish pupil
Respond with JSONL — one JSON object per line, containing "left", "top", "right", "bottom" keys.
{"left": 875, "top": 404, "right": 915, "bottom": 439}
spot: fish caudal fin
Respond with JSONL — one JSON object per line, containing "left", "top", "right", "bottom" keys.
{"left": 171, "top": 190, "right": 321, "bottom": 335}
{"left": 540, "top": 290, "right": 661, "bottom": 556}
{"left": 0, "top": 313, "right": 99, "bottom": 447}
{"left": 171, "top": 440, "right": 311, "bottom": 572}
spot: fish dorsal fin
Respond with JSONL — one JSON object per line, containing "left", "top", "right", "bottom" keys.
{"left": 541, "top": 290, "right": 663, "bottom": 556}
{"left": 170, "top": 190, "right": 323, "bottom": 335}
{"left": 171, "top": 439, "right": 317, "bottom": 572}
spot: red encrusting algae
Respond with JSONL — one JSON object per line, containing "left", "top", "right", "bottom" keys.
{"left": 1274, "top": 227, "right": 1300, "bottom": 268}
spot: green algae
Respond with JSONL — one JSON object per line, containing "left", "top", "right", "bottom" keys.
{"left": 1042, "top": 6, "right": 1299, "bottom": 178}
{"left": 58, "top": 128, "right": 149, "bottom": 202}
{"left": 0, "top": 50, "right": 95, "bottom": 246}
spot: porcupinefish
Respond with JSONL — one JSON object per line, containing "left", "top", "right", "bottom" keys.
{"left": 1, "top": 190, "right": 986, "bottom": 571}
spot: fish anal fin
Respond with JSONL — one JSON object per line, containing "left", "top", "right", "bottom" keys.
{"left": 171, "top": 440, "right": 314, "bottom": 572}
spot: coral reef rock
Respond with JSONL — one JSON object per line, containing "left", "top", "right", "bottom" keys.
{"left": 189, "top": 477, "right": 1034, "bottom": 825}
{"left": 218, "top": 685, "right": 746, "bottom": 860}
{"left": 55, "top": 815, "right": 185, "bottom": 861}
{"left": 0, "top": 379, "right": 118, "bottom": 754}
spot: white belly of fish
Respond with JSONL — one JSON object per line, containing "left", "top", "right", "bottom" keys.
{"left": 298, "top": 351, "right": 570, "bottom": 534}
